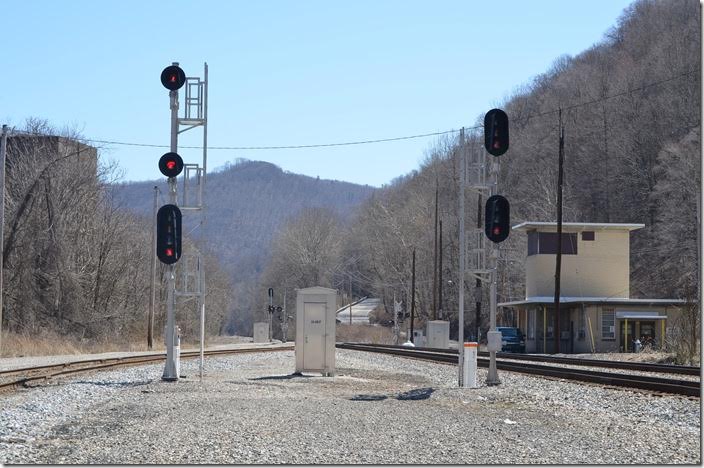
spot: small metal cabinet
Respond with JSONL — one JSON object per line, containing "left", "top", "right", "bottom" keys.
{"left": 295, "top": 286, "right": 337, "bottom": 376}
{"left": 426, "top": 320, "right": 450, "bottom": 349}
{"left": 253, "top": 322, "right": 269, "bottom": 343}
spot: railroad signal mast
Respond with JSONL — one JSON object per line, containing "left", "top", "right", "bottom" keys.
{"left": 158, "top": 62, "right": 209, "bottom": 381}
{"left": 458, "top": 109, "right": 509, "bottom": 388}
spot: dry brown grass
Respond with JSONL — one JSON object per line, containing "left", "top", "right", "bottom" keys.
{"left": 0, "top": 330, "right": 153, "bottom": 358}
{"left": 335, "top": 324, "right": 395, "bottom": 344}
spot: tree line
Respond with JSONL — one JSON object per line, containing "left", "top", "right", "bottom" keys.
{"left": 258, "top": 0, "right": 700, "bottom": 347}
{"left": 1, "top": 119, "right": 232, "bottom": 349}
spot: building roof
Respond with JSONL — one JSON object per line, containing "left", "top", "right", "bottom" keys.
{"left": 512, "top": 222, "right": 645, "bottom": 232}
{"left": 498, "top": 296, "right": 686, "bottom": 307}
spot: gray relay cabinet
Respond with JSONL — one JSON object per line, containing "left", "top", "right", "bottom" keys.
{"left": 295, "top": 286, "right": 337, "bottom": 376}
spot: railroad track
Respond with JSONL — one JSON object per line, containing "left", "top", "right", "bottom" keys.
{"left": 344, "top": 342, "right": 700, "bottom": 375}
{"left": 0, "top": 345, "right": 294, "bottom": 392}
{"left": 336, "top": 342, "right": 701, "bottom": 397}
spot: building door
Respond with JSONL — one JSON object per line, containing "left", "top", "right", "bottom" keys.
{"left": 619, "top": 320, "right": 636, "bottom": 352}
{"left": 303, "top": 302, "right": 326, "bottom": 370}
{"left": 639, "top": 321, "right": 656, "bottom": 349}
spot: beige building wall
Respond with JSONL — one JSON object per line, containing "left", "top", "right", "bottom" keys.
{"left": 526, "top": 230, "right": 630, "bottom": 298}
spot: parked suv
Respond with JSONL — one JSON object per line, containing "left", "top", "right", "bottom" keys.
{"left": 496, "top": 327, "right": 525, "bottom": 353}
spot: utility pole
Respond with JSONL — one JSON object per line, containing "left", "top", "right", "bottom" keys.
{"left": 148, "top": 185, "right": 158, "bottom": 350}
{"left": 410, "top": 248, "right": 416, "bottom": 343}
{"left": 432, "top": 181, "right": 439, "bottom": 320}
{"left": 0, "top": 125, "right": 7, "bottom": 355}
{"left": 458, "top": 127, "right": 466, "bottom": 385}
{"left": 268, "top": 287, "right": 274, "bottom": 342}
{"left": 554, "top": 109, "right": 565, "bottom": 354}
{"left": 697, "top": 194, "right": 702, "bottom": 308}
{"left": 438, "top": 218, "right": 443, "bottom": 321}
{"left": 476, "top": 193, "right": 482, "bottom": 342}
{"left": 281, "top": 291, "right": 288, "bottom": 342}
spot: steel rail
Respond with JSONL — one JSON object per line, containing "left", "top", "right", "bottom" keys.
{"left": 339, "top": 342, "right": 700, "bottom": 375}
{"left": 0, "top": 345, "right": 294, "bottom": 391}
{"left": 336, "top": 343, "right": 700, "bottom": 397}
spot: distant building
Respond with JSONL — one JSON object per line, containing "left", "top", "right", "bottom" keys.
{"left": 7, "top": 134, "right": 98, "bottom": 178}
{"left": 498, "top": 222, "right": 684, "bottom": 354}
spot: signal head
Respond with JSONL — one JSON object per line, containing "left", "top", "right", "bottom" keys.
{"left": 484, "top": 194, "right": 510, "bottom": 243}
{"left": 484, "top": 108, "right": 509, "bottom": 157}
{"left": 158, "top": 152, "right": 184, "bottom": 178}
{"left": 160, "top": 65, "right": 186, "bottom": 91}
{"left": 156, "top": 204, "right": 182, "bottom": 264}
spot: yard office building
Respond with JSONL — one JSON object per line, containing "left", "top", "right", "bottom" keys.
{"left": 498, "top": 222, "right": 685, "bottom": 354}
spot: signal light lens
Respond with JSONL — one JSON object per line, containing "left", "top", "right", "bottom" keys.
{"left": 160, "top": 65, "right": 186, "bottom": 91}
{"left": 165, "top": 248, "right": 174, "bottom": 257}
{"left": 158, "top": 152, "right": 183, "bottom": 178}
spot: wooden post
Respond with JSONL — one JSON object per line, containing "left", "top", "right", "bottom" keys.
{"left": 554, "top": 109, "right": 565, "bottom": 353}
{"left": 410, "top": 248, "right": 416, "bottom": 342}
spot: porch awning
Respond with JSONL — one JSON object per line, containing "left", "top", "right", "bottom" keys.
{"left": 616, "top": 311, "right": 666, "bottom": 320}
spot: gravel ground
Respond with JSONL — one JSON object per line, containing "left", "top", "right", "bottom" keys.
{"left": 0, "top": 349, "right": 700, "bottom": 464}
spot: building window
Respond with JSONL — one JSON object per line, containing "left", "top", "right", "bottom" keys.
{"left": 582, "top": 231, "right": 595, "bottom": 241}
{"left": 528, "top": 231, "right": 578, "bottom": 255}
{"left": 539, "top": 232, "right": 578, "bottom": 254}
{"left": 527, "top": 309, "right": 535, "bottom": 340}
{"left": 601, "top": 309, "right": 615, "bottom": 340}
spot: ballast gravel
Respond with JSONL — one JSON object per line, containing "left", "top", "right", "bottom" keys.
{"left": 0, "top": 349, "right": 699, "bottom": 464}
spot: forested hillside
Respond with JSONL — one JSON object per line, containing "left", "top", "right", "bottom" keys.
{"left": 260, "top": 0, "right": 700, "bottom": 341}
{"left": 114, "top": 159, "right": 375, "bottom": 333}
{"left": 0, "top": 120, "right": 233, "bottom": 350}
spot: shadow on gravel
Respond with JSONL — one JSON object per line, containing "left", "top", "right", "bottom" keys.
{"left": 350, "top": 387, "right": 435, "bottom": 402}
{"left": 248, "top": 373, "right": 313, "bottom": 381}
{"left": 350, "top": 394, "right": 388, "bottom": 401}
{"left": 73, "top": 380, "right": 153, "bottom": 388}
{"left": 396, "top": 387, "right": 434, "bottom": 400}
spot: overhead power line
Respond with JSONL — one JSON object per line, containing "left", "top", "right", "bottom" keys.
{"left": 83, "top": 128, "right": 465, "bottom": 151}
{"left": 14, "top": 68, "right": 698, "bottom": 151}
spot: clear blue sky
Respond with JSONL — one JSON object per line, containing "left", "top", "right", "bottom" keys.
{"left": 2, "top": 0, "right": 634, "bottom": 187}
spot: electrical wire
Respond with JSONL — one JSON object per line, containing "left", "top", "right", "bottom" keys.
{"left": 84, "top": 129, "right": 464, "bottom": 151}
{"left": 15, "top": 67, "right": 690, "bottom": 153}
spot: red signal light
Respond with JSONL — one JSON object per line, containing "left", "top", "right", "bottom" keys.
{"left": 160, "top": 65, "right": 186, "bottom": 91}
{"left": 165, "top": 248, "right": 174, "bottom": 257}
{"left": 493, "top": 227, "right": 501, "bottom": 235}
{"left": 158, "top": 152, "right": 183, "bottom": 178}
